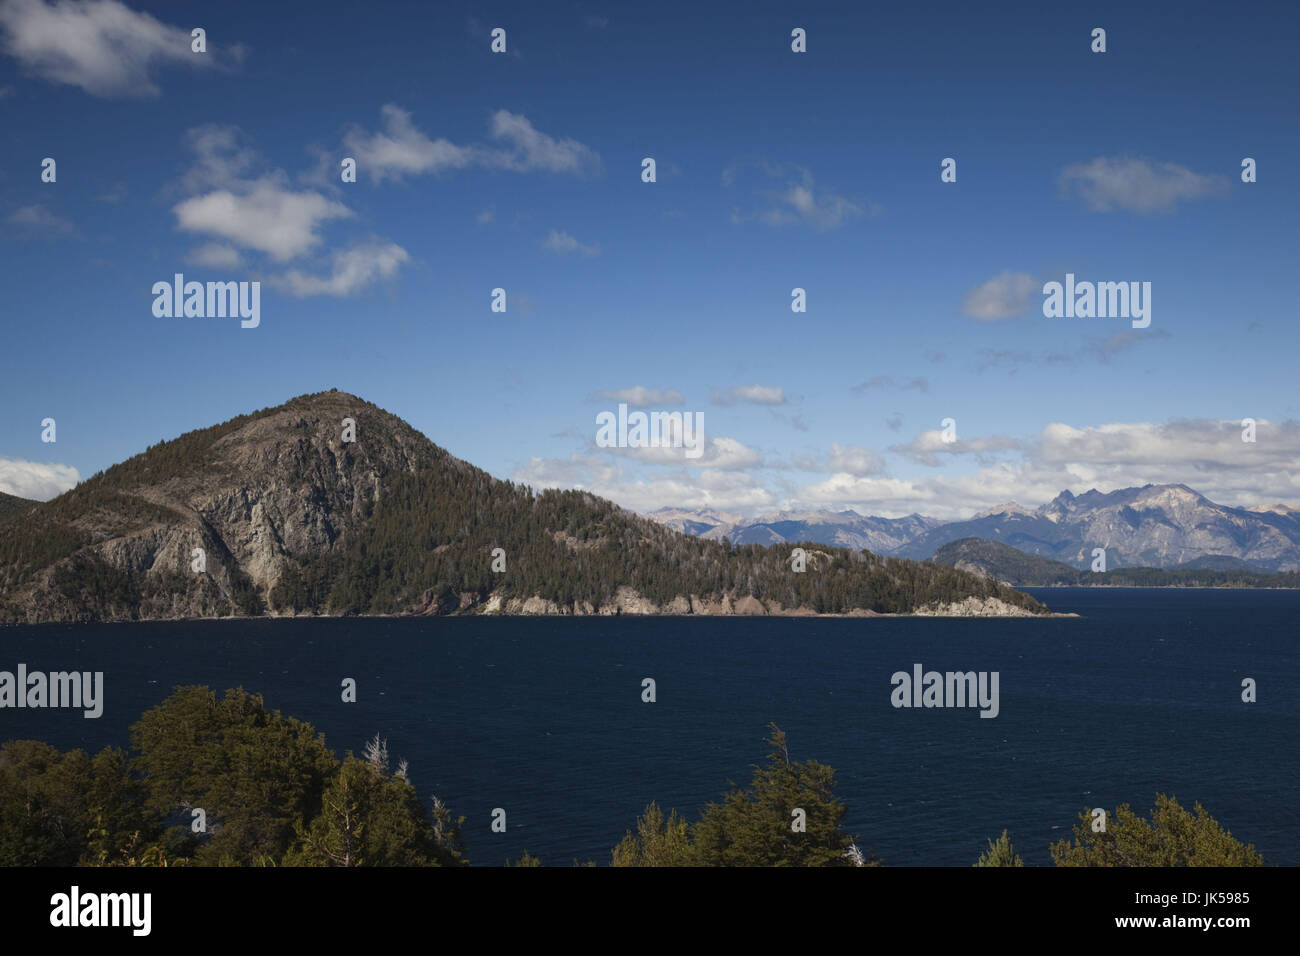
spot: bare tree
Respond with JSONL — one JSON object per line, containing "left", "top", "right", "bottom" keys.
{"left": 363, "top": 733, "right": 389, "bottom": 775}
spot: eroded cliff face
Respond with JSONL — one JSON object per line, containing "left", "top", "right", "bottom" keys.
{"left": 461, "top": 588, "right": 1042, "bottom": 618}
{"left": 913, "top": 596, "right": 1045, "bottom": 618}
{"left": 475, "top": 588, "right": 779, "bottom": 617}
{"left": 2, "top": 392, "right": 439, "bottom": 623}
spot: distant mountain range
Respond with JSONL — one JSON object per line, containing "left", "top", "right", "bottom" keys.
{"left": 931, "top": 537, "right": 1300, "bottom": 588}
{"left": 651, "top": 507, "right": 941, "bottom": 553}
{"left": 650, "top": 484, "right": 1300, "bottom": 572}
{"left": 0, "top": 391, "right": 1048, "bottom": 624}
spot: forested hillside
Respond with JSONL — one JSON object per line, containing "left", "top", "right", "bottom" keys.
{"left": 0, "top": 391, "right": 1047, "bottom": 622}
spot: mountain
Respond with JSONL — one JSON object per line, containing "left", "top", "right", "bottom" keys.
{"left": 932, "top": 537, "right": 1300, "bottom": 588}
{"left": 648, "top": 507, "right": 746, "bottom": 538}
{"left": 1248, "top": 503, "right": 1300, "bottom": 515}
{"left": 648, "top": 507, "right": 941, "bottom": 553}
{"left": 0, "top": 492, "right": 36, "bottom": 521}
{"left": 904, "top": 484, "right": 1300, "bottom": 572}
{"left": 655, "top": 485, "right": 1300, "bottom": 572}
{"left": 0, "top": 391, "right": 1048, "bottom": 623}
{"left": 1170, "top": 554, "right": 1277, "bottom": 572}
{"left": 931, "top": 538, "right": 1084, "bottom": 586}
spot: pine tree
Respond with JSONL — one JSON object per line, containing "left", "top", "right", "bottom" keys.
{"left": 974, "top": 829, "right": 1024, "bottom": 866}
{"left": 691, "top": 724, "right": 860, "bottom": 867}
{"left": 611, "top": 801, "right": 696, "bottom": 866}
{"left": 129, "top": 686, "right": 338, "bottom": 866}
{"left": 1051, "top": 794, "right": 1263, "bottom": 866}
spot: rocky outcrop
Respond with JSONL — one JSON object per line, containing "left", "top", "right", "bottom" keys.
{"left": 473, "top": 588, "right": 1035, "bottom": 618}
{"left": 914, "top": 596, "right": 1051, "bottom": 618}
{"left": 1, "top": 392, "right": 438, "bottom": 623}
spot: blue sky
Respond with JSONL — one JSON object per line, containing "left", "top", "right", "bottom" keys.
{"left": 1, "top": 0, "right": 1297, "bottom": 518}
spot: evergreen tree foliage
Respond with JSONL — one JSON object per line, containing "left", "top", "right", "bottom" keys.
{"left": 612, "top": 725, "right": 870, "bottom": 867}
{"left": 0, "top": 688, "right": 472, "bottom": 867}
{"left": 1050, "top": 794, "right": 1263, "bottom": 866}
{"left": 0, "top": 740, "right": 160, "bottom": 866}
{"left": 129, "top": 686, "right": 338, "bottom": 866}
{"left": 611, "top": 801, "right": 696, "bottom": 867}
{"left": 974, "top": 829, "right": 1024, "bottom": 866}
{"left": 285, "top": 753, "right": 464, "bottom": 867}
{"left": 693, "top": 724, "right": 857, "bottom": 866}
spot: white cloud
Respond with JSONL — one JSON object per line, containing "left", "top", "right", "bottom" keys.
{"left": 771, "top": 181, "right": 860, "bottom": 230}
{"left": 725, "top": 162, "right": 866, "bottom": 230}
{"left": 342, "top": 105, "right": 477, "bottom": 183}
{"left": 511, "top": 453, "right": 620, "bottom": 489}
{"left": 851, "top": 376, "right": 929, "bottom": 393}
{"left": 274, "top": 239, "right": 409, "bottom": 297}
{"left": 961, "top": 270, "right": 1037, "bottom": 320}
{"left": 1026, "top": 419, "right": 1300, "bottom": 506}
{"left": 596, "top": 387, "right": 684, "bottom": 407}
{"left": 827, "top": 443, "right": 886, "bottom": 477}
{"left": 800, "top": 419, "right": 1300, "bottom": 518}
{"left": 486, "top": 109, "right": 601, "bottom": 175}
{"left": 890, "top": 429, "right": 1021, "bottom": 466}
{"left": 96, "top": 181, "right": 127, "bottom": 203}
{"left": 170, "top": 125, "right": 354, "bottom": 261}
{"left": 798, "top": 466, "right": 1061, "bottom": 520}
{"left": 1060, "top": 156, "right": 1228, "bottom": 214}
{"left": 513, "top": 411, "right": 1300, "bottom": 518}
{"left": 1034, "top": 419, "right": 1296, "bottom": 470}
{"left": 541, "top": 229, "right": 600, "bottom": 256}
{"left": 0, "top": 0, "right": 235, "bottom": 98}
{"left": 343, "top": 105, "right": 601, "bottom": 184}
{"left": 592, "top": 431, "right": 763, "bottom": 470}
{"left": 174, "top": 182, "right": 351, "bottom": 262}
{"left": 711, "top": 384, "right": 786, "bottom": 406}
{"left": 185, "top": 242, "right": 243, "bottom": 268}
{"left": 176, "top": 125, "right": 258, "bottom": 193}
{"left": 512, "top": 454, "right": 775, "bottom": 513}
{"left": 0, "top": 457, "right": 79, "bottom": 500}
{"left": 4, "top": 203, "right": 77, "bottom": 237}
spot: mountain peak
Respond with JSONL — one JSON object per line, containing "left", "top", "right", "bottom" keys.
{"left": 1249, "top": 502, "right": 1300, "bottom": 515}
{"left": 1134, "top": 483, "right": 1207, "bottom": 508}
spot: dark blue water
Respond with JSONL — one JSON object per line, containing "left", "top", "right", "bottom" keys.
{"left": 2, "top": 588, "right": 1297, "bottom": 866}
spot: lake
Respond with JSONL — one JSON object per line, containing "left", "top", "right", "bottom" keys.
{"left": 2, "top": 587, "right": 1296, "bottom": 865}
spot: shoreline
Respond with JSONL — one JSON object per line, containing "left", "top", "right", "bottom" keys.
{"left": 1020, "top": 584, "right": 1300, "bottom": 590}
{"left": 2, "top": 609, "right": 1083, "bottom": 627}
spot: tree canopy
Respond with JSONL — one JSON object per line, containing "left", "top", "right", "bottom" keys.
{"left": 1049, "top": 794, "right": 1263, "bottom": 866}
{"left": 613, "top": 724, "right": 873, "bottom": 867}
{"left": 0, "top": 685, "right": 468, "bottom": 867}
